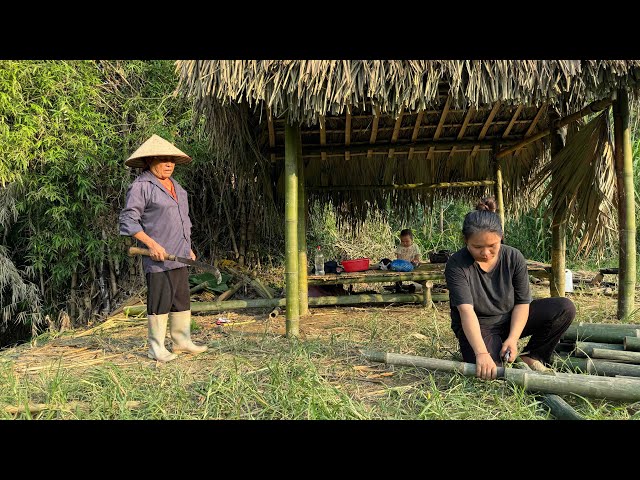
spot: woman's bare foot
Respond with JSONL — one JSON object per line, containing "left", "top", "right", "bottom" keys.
{"left": 520, "top": 355, "right": 550, "bottom": 372}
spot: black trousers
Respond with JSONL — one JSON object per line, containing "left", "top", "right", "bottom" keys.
{"left": 456, "top": 297, "right": 575, "bottom": 366}
{"left": 145, "top": 267, "right": 190, "bottom": 315}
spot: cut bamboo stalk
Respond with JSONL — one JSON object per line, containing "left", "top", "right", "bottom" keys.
{"left": 613, "top": 89, "right": 637, "bottom": 321}
{"left": 362, "top": 350, "right": 640, "bottom": 402}
{"left": 517, "top": 361, "right": 583, "bottom": 420}
{"left": 284, "top": 123, "right": 300, "bottom": 336}
{"left": 624, "top": 336, "right": 640, "bottom": 352}
{"left": 216, "top": 279, "right": 247, "bottom": 302}
{"left": 590, "top": 348, "right": 640, "bottom": 364}
{"left": 268, "top": 307, "right": 280, "bottom": 319}
{"left": 189, "top": 280, "right": 210, "bottom": 294}
{"left": 555, "top": 355, "right": 640, "bottom": 377}
{"left": 561, "top": 324, "right": 640, "bottom": 344}
{"left": 123, "top": 293, "right": 449, "bottom": 316}
{"left": 5, "top": 400, "right": 141, "bottom": 414}
{"left": 574, "top": 341, "right": 625, "bottom": 357}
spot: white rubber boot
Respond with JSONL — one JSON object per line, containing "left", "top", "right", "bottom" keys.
{"left": 170, "top": 310, "right": 208, "bottom": 354}
{"left": 147, "top": 313, "right": 178, "bottom": 362}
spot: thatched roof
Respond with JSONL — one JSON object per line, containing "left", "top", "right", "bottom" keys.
{"left": 175, "top": 60, "right": 639, "bottom": 238}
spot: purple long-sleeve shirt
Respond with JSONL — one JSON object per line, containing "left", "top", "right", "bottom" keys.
{"left": 119, "top": 170, "right": 192, "bottom": 274}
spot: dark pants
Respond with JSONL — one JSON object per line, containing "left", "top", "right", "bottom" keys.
{"left": 146, "top": 267, "right": 190, "bottom": 315}
{"left": 456, "top": 297, "right": 575, "bottom": 366}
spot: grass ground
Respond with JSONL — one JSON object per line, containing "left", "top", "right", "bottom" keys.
{"left": 0, "top": 283, "right": 639, "bottom": 420}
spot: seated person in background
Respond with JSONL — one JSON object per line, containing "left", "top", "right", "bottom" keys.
{"left": 394, "top": 228, "right": 421, "bottom": 293}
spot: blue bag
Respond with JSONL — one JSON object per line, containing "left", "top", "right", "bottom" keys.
{"left": 389, "top": 259, "right": 414, "bottom": 272}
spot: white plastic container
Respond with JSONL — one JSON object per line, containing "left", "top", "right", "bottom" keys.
{"left": 565, "top": 269, "right": 574, "bottom": 292}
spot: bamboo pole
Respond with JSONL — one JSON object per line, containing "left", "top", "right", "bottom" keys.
{"left": 308, "top": 273, "right": 445, "bottom": 286}
{"left": 297, "top": 136, "right": 309, "bottom": 316}
{"left": 574, "top": 341, "right": 625, "bottom": 357}
{"left": 496, "top": 97, "right": 613, "bottom": 159}
{"left": 492, "top": 144, "right": 505, "bottom": 232}
{"left": 309, "top": 180, "right": 495, "bottom": 192}
{"left": 123, "top": 293, "right": 450, "bottom": 316}
{"left": 284, "top": 123, "right": 300, "bottom": 337}
{"left": 590, "top": 348, "right": 640, "bottom": 364}
{"left": 549, "top": 112, "right": 566, "bottom": 297}
{"left": 613, "top": 89, "right": 637, "bottom": 321}
{"left": 624, "top": 336, "right": 640, "bottom": 352}
{"left": 362, "top": 350, "right": 640, "bottom": 402}
{"left": 561, "top": 324, "right": 640, "bottom": 344}
{"left": 517, "top": 361, "right": 583, "bottom": 420}
{"left": 555, "top": 355, "right": 640, "bottom": 377}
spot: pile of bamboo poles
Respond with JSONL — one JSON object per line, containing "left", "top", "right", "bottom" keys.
{"left": 362, "top": 350, "right": 640, "bottom": 403}
{"left": 554, "top": 322, "right": 640, "bottom": 378}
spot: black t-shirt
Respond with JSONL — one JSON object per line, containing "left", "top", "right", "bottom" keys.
{"left": 444, "top": 244, "right": 532, "bottom": 335}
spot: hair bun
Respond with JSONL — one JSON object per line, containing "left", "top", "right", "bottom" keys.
{"left": 475, "top": 196, "right": 497, "bottom": 212}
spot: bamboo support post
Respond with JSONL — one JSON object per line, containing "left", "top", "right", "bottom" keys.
{"left": 549, "top": 112, "right": 566, "bottom": 297}
{"left": 297, "top": 137, "right": 309, "bottom": 316}
{"left": 590, "top": 348, "right": 640, "bottom": 364}
{"left": 123, "top": 293, "right": 449, "bottom": 316}
{"left": 574, "top": 341, "right": 625, "bottom": 357}
{"left": 613, "top": 89, "right": 637, "bottom": 321}
{"left": 284, "top": 123, "right": 300, "bottom": 336}
{"left": 555, "top": 355, "right": 640, "bottom": 378}
{"left": 561, "top": 323, "right": 640, "bottom": 344}
{"left": 624, "top": 336, "right": 640, "bottom": 352}
{"left": 362, "top": 350, "right": 640, "bottom": 402}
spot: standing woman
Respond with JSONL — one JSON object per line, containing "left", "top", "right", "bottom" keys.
{"left": 444, "top": 197, "right": 575, "bottom": 380}
{"left": 119, "top": 134, "right": 207, "bottom": 362}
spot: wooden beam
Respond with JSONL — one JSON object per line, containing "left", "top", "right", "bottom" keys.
{"left": 388, "top": 107, "right": 404, "bottom": 159}
{"left": 470, "top": 101, "right": 501, "bottom": 160}
{"left": 427, "top": 96, "right": 451, "bottom": 160}
{"left": 367, "top": 105, "right": 380, "bottom": 158}
{"left": 269, "top": 138, "right": 516, "bottom": 157}
{"left": 497, "top": 98, "right": 612, "bottom": 159}
{"left": 408, "top": 110, "right": 424, "bottom": 160}
{"left": 345, "top": 104, "right": 351, "bottom": 161}
{"left": 448, "top": 107, "right": 475, "bottom": 160}
{"left": 319, "top": 115, "right": 327, "bottom": 162}
{"left": 309, "top": 180, "right": 496, "bottom": 192}
{"left": 502, "top": 105, "right": 523, "bottom": 138}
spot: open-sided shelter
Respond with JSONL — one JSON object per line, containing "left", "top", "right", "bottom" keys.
{"left": 176, "top": 61, "right": 638, "bottom": 336}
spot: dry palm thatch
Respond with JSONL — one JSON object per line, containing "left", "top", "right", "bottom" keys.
{"left": 176, "top": 61, "right": 640, "bottom": 124}
{"left": 529, "top": 111, "right": 617, "bottom": 256}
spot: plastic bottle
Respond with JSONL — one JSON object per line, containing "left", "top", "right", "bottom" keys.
{"left": 314, "top": 246, "right": 325, "bottom": 275}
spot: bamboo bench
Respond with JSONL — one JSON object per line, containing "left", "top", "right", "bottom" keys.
{"left": 308, "top": 264, "right": 446, "bottom": 307}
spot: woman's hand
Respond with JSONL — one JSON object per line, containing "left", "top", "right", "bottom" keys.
{"left": 475, "top": 352, "right": 497, "bottom": 380}
{"left": 190, "top": 249, "right": 196, "bottom": 261}
{"left": 500, "top": 338, "right": 519, "bottom": 365}
{"left": 147, "top": 241, "right": 167, "bottom": 261}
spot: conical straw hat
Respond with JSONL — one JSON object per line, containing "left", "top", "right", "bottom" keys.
{"left": 125, "top": 134, "right": 192, "bottom": 168}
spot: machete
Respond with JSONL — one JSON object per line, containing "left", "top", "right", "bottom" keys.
{"left": 128, "top": 247, "right": 222, "bottom": 284}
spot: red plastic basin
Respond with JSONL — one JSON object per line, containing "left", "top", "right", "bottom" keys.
{"left": 341, "top": 258, "right": 370, "bottom": 272}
